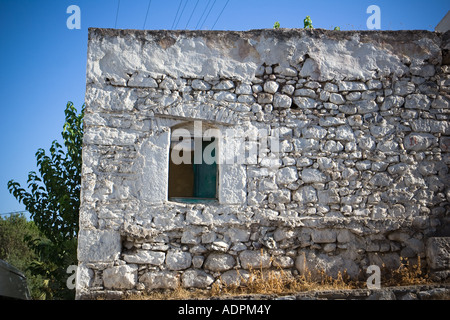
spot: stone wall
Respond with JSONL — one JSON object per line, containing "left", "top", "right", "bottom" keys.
{"left": 76, "top": 28, "right": 450, "bottom": 299}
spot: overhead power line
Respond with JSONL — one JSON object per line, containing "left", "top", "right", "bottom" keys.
{"left": 114, "top": 0, "right": 121, "bottom": 28}
{"left": 185, "top": 0, "right": 200, "bottom": 30}
{"left": 171, "top": 0, "right": 183, "bottom": 29}
{"left": 211, "top": 0, "right": 230, "bottom": 30}
{"left": 195, "top": 0, "right": 212, "bottom": 30}
{"left": 199, "top": 0, "right": 217, "bottom": 30}
{"left": 143, "top": 0, "right": 152, "bottom": 29}
{"left": 174, "top": 0, "right": 189, "bottom": 29}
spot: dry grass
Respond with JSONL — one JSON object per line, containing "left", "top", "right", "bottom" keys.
{"left": 125, "top": 255, "right": 432, "bottom": 300}
{"left": 383, "top": 256, "right": 430, "bottom": 287}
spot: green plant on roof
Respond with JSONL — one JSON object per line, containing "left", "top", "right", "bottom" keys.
{"left": 303, "top": 16, "right": 313, "bottom": 29}
{"left": 273, "top": 21, "right": 280, "bottom": 29}
{"left": 334, "top": 26, "right": 341, "bottom": 30}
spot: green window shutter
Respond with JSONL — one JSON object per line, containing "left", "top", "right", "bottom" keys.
{"left": 194, "top": 139, "right": 217, "bottom": 198}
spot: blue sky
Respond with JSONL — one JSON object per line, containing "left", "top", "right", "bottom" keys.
{"left": 0, "top": 0, "right": 448, "bottom": 219}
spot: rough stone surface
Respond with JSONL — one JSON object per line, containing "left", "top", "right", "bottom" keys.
{"left": 239, "top": 250, "right": 272, "bottom": 269}
{"left": 103, "top": 265, "right": 137, "bottom": 290}
{"left": 77, "top": 28, "right": 450, "bottom": 299}
{"left": 204, "top": 253, "right": 236, "bottom": 272}
{"left": 427, "top": 238, "right": 450, "bottom": 271}
{"left": 165, "top": 250, "right": 192, "bottom": 271}
{"left": 139, "top": 271, "right": 179, "bottom": 290}
{"left": 182, "top": 270, "right": 214, "bottom": 288}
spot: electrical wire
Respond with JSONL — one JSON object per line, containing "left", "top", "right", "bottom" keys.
{"left": 174, "top": 0, "right": 189, "bottom": 29}
{"left": 114, "top": 0, "right": 120, "bottom": 28}
{"left": 199, "top": 0, "right": 217, "bottom": 30}
{"left": 171, "top": 0, "right": 183, "bottom": 29}
{"left": 194, "top": 0, "right": 212, "bottom": 30}
{"left": 211, "top": 0, "right": 230, "bottom": 30}
{"left": 143, "top": 0, "right": 152, "bottom": 29}
{"left": 185, "top": 0, "right": 200, "bottom": 30}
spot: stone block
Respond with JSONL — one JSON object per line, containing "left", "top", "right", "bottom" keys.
{"left": 311, "top": 229, "right": 337, "bottom": 243}
{"left": 239, "top": 250, "right": 271, "bottom": 269}
{"left": 264, "top": 81, "right": 279, "bottom": 93}
{"left": 78, "top": 229, "right": 121, "bottom": 262}
{"left": 103, "top": 265, "right": 137, "bottom": 290}
{"left": 273, "top": 93, "right": 292, "bottom": 108}
{"left": 140, "top": 271, "right": 179, "bottom": 290}
{"left": 426, "top": 237, "right": 450, "bottom": 270}
{"left": 182, "top": 270, "right": 214, "bottom": 288}
{"left": 293, "top": 185, "right": 317, "bottom": 203}
{"left": 204, "top": 253, "right": 236, "bottom": 272}
{"left": 301, "top": 168, "right": 327, "bottom": 183}
{"left": 165, "top": 250, "right": 192, "bottom": 270}
{"left": 276, "top": 166, "right": 299, "bottom": 185}
{"left": 404, "top": 133, "right": 437, "bottom": 151}
{"left": 405, "top": 94, "right": 431, "bottom": 110}
{"left": 123, "top": 250, "right": 165, "bottom": 265}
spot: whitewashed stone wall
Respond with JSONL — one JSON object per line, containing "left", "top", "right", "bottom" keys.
{"left": 76, "top": 28, "right": 450, "bottom": 299}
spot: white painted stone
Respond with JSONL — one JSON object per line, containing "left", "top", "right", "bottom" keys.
{"left": 235, "top": 83, "right": 252, "bottom": 95}
{"left": 239, "top": 250, "right": 271, "bottom": 269}
{"left": 292, "top": 138, "right": 319, "bottom": 151}
{"left": 282, "top": 84, "right": 295, "bottom": 95}
{"left": 329, "top": 93, "right": 345, "bottom": 105}
{"left": 381, "top": 95, "right": 404, "bottom": 110}
{"left": 214, "top": 91, "right": 237, "bottom": 102}
{"left": 338, "top": 81, "right": 367, "bottom": 91}
{"left": 204, "top": 253, "right": 236, "bottom": 272}
{"left": 293, "top": 97, "right": 318, "bottom": 109}
{"left": 293, "top": 185, "right": 317, "bottom": 203}
{"left": 302, "top": 126, "right": 327, "bottom": 139}
{"left": 355, "top": 100, "right": 379, "bottom": 114}
{"left": 128, "top": 72, "right": 158, "bottom": 88}
{"left": 394, "top": 81, "right": 415, "bottom": 96}
{"left": 191, "top": 79, "right": 211, "bottom": 90}
{"left": 134, "top": 130, "right": 170, "bottom": 204}
{"left": 140, "top": 271, "right": 179, "bottom": 290}
{"left": 123, "top": 250, "right": 165, "bottom": 265}
{"left": 182, "top": 270, "right": 214, "bottom": 288}
{"left": 294, "top": 88, "right": 317, "bottom": 98}
{"left": 301, "top": 168, "right": 327, "bottom": 183}
{"left": 358, "top": 136, "right": 376, "bottom": 151}
{"left": 211, "top": 241, "right": 230, "bottom": 252}
{"left": 276, "top": 166, "right": 299, "bottom": 185}
{"left": 404, "top": 133, "right": 437, "bottom": 151}
{"left": 405, "top": 94, "right": 431, "bottom": 110}
{"left": 165, "top": 250, "right": 192, "bottom": 270}
{"left": 369, "top": 172, "right": 393, "bottom": 187}
{"left": 273, "top": 93, "right": 292, "bottom": 108}
{"left": 214, "top": 80, "right": 234, "bottom": 90}
{"left": 220, "top": 270, "right": 250, "bottom": 286}
{"left": 324, "top": 83, "right": 338, "bottom": 92}
{"left": 103, "top": 265, "right": 137, "bottom": 290}
{"left": 274, "top": 65, "right": 298, "bottom": 76}
{"left": 78, "top": 229, "right": 121, "bottom": 262}
{"left": 160, "top": 77, "right": 177, "bottom": 90}
{"left": 322, "top": 140, "right": 344, "bottom": 153}
{"left": 335, "top": 126, "right": 355, "bottom": 141}
{"left": 319, "top": 117, "right": 346, "bottom": 126}
{"left": 264, "top": 81, "right": 279, "bottom": 93}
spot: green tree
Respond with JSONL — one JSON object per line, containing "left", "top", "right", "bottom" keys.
{"left": 7, "top": 101, "right": 84, "bottom": 299}
{"left": 273, "top": 21, "right": 280, "bottom": 29}
{"left": 0, "top": 214, "right": 48, "bottom": 299}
